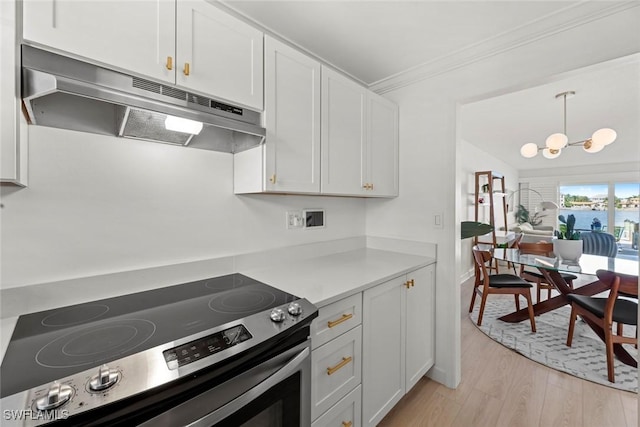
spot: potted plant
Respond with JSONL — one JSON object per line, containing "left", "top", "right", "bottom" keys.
{"left": 553, "top": 214, "right": 583, "bottom": 262}
{"left": 515, "top": 204, "right": 545, "bottom": 226}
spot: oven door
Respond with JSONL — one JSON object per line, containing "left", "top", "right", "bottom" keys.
{"left": 140, "top": 339, "right": 311, "bottom": 427}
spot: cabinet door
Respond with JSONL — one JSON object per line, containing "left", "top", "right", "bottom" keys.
{"left": 264, "top": 36, "right": 320, "bottom": 193}
{"left": 23, "top": 0, "right": 175, "bottom": 83}
{"left": 321, "top": 66, "right": 366, "bottom": 196}
{"left": 362, "top": 276, "right": 406, "bottom": 427}
{"left": 366, "top": 93, "right": 399, "bottom": 197}
{"left": 405, "top": 265, "right": 435, "bottom": 392}
{"left": 176, "top": 1, "right": 263, "bottom": 111}
{"left": 1, "top": 0, "right": 27, "bottom": 185}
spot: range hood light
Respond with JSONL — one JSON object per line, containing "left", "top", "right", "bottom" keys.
{"left": 164, "top": 115, "right": 204, "bottom": 135}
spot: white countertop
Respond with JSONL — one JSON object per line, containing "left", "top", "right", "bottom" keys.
{"left": 240, "top": 248, "right": 435, "bottom": 307}
{"left": 0, "top": 246, "right": 434, "bottom": 362}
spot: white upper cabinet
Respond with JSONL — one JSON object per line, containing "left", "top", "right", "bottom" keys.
{"left": 22, "top": 0, "right": 176, "bottom": 84}
{"left": 176, "top": 2, "right": 263, "bottom": 110}
{"left": 234, "top": 36, "right": 320, "bottom": 194}
{"left": 321, "top": 66, "right": 398, "bottom": 197}
{"left": 263, "top": 36, "right": 320, "bottom": 193}
{"left": 1, "top": 0, "right": 27, "bottom": 186}
{"left": 366, "top": 93, "right": 399, "bottom": 197}
{"left": 321, "top": 66, "right": 366, "bottom": 195}
{"left": 22, "top": 0, "right": 263, "bottom": 110}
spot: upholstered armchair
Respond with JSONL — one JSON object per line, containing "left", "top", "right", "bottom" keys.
{"left": 580, "top": 232, "right": 618, "bottom": 257}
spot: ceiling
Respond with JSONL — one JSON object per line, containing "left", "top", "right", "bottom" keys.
{"left": 222, "top": 1, "right": 577, "bottom": 87}
{"left": 221, "top": 1, "right": 639, "bottom": 171}
{"left": 461, "top": 58, "right": 640, "bottom": 170}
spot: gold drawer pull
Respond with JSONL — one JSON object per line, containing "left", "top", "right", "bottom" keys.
{"left": 327, "top": 313, "right": 353, "bottom": 328}
{"left": 183, "top": 62, "right": 190, "bottom": 76}
{"left": 342, "top": 422, "right": 353, "bottom": 427}
{"left": 166, "top": 56, "right": 173, "bottom": 70}
{"left": 327, "top": 356, "right": 352, "bottom": 376}
{"left": 269, "top": 174, "right": 276, "bottom": 184}
{"left": 405, "top": 281, "right": 411, "bottom": 289}
{"left": 410, "top": 279, "right": 415, "bottom": 287}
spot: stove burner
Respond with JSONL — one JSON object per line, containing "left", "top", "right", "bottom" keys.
{"left": 41, "top": 304, "right": 110, "bottom": 327}
{"left": 36, "top": 319, "right": 156, "bottom": 368}
{"left": 208, "top": 289, "right": 277, "bottom": 314}
{"left": 204, "top": 275, "right": 248, "bottom": 291}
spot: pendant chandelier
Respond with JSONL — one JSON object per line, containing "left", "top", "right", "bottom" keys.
{"left": 520, "top": 91, "right": 616, "bottom": 159}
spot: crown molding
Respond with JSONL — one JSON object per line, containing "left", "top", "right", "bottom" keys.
{"left": 370, "top": 1, "right": 640, "bottom": 94}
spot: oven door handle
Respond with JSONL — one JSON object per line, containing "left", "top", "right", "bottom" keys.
{"left": 186, "top": 346, "right": 310, "bottom": 427}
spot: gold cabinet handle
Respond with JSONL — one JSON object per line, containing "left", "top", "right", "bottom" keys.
{"left": 363, "top": 183, "right": 373, "bottom": 190}
{"left": 183, "top": 62, "right": 190, "bottom": 76}
{"left": 166, "top": 56, "right": 173, "bottom": 70}
{"left": 269, "top": 174, "right": 276, "bottom": 184}
{"left": 327, "top": 356, "right": 352, "bottom": 375}
{"left": 410, "top": 279, "right": 415, "bottom": 287}
{"left": 370, "top": 183, "right": 374, "bottom": 190}
{"left": 327, "top": 313, "right": 353, "bottom": 328}
{"left": 342, "top": 422, "right": 353, "bottom": 427}
{"left": 405, "top": 281, "right": 411, "bottom": 289}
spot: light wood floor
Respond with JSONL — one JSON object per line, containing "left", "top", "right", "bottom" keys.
{"left": 379, "top": 277, "right": 638, "bottom": 427}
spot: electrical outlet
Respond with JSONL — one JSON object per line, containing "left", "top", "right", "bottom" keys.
{"left": 286, "top": 211, "right": 304, "bottom": 229}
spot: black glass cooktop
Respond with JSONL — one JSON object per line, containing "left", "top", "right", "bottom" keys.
{"left": 0, "top": 273, "right": 298, "bottom": 398}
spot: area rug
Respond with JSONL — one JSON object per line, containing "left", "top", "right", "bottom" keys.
{"left": 469, "top": 298, "right": 638, "bottom": 392}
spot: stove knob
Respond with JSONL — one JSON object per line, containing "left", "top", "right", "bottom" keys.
{"left": 89, "top": 364, "right": 119, "bottom": 392}
{"left": 36, "top": 382, "right": 73, "bottom": 411}
{"left": 287, "top": 302, "right": 302, "bottom": 316}
{"left": 270, "top": 308, "right": 286, "bottom": 323}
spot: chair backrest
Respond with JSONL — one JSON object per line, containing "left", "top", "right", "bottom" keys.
{"left": 581, "top": 232, "right": 617, "bottom": 257}
{"left": 472, "top": 246, "right": 492, "bottom": 284}
{"left": 597, "top": 269, "right": 639, "bottom": 299}
{"left": 517, "top": 241, "right": 553, "bottom": 256}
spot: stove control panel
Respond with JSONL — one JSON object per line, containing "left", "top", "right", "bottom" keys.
{"left": 163, "top": 325, "right": 252, "bottom": 370}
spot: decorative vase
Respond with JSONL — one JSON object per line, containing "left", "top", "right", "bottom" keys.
{"left": 553, "top": 239, "right": 583, "bottom": 263}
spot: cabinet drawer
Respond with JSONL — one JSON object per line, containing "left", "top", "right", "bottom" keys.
{"left": 312, "top": 293, "right": 362, "bottom": 349}
{"left": 311, "top": 325, "right": 362, "bottom": 420}
{"left": 312, "top": 384, "right": 361, "bottom": 427}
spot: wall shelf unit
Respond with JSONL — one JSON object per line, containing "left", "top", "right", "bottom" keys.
{"left": 474, "top": 171, "right": 508, "bottom": 246}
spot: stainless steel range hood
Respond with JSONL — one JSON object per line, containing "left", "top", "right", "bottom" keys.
{"left": 21, "top": 45, "right": 265, "bottom": 153}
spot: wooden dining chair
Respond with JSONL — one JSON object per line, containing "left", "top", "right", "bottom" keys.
{"left": 566, "top": 269, "right": 638, "bottom": 383}
{"left": 470, "top": 246, "right": 536, "bottom": 332}
{"left": 516, "top": 241, "right": 577, "bottom": 302}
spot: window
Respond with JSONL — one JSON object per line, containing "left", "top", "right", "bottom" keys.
{"left": 559, "top": 182, "right": 639, "bottom": 261}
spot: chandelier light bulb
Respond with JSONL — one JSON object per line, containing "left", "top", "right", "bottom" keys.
{"left": 545, "top": 133, "right": 568, "bottom": 150}
{"left": 583, "top": 139, "right": 605, "bottom": 153}
{"left": 520, "top": 143, "right": 538, "bottom": 158}
{"left": 591, "top": 128, "right": 617, "bottom": 146}
{"left": 542, "top": 148, "right": 561, "bottom": 159}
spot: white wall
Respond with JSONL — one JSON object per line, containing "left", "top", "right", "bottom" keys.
{"left": 366, "top": 7, "right": 640, "bottom": 388}
{"left": 0, "top": 126, "right": 366, "bottom": 288}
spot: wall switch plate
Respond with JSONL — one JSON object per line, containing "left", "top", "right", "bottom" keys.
{"left": 303, "top": 209, "right": 325, "bottom": 228}
{"left": 434, "top": 212, "right": 444, "bottom": 229}
{"left": 286, "top": 211, "right": 304, "bottom": 229}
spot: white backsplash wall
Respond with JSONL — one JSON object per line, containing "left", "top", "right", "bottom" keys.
{"left": 0, "top": 126, "right": 365, "bottom": 288}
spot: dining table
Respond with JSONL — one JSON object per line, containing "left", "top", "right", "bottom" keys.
{"left": 492, "top": 248, "right": 639, "bottom": 367}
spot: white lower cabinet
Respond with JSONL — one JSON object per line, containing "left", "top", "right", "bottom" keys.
{"left": 311, "top": 325, "right": 362, "bottom": 421}
{"left": 312, "top": 385, "right": 361, "bottom": 427}
{"left": 310, "top": 264, "right": 435, "bottom": 427}
{"left": 362, "top": 265, "right": 435, "bottom": 426}
{"left": 311, "top": 294, "right": 363, "bottom": 425}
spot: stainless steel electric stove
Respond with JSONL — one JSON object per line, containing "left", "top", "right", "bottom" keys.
{"left": 0, "top": 273, "right": 317, "bottom": 426}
